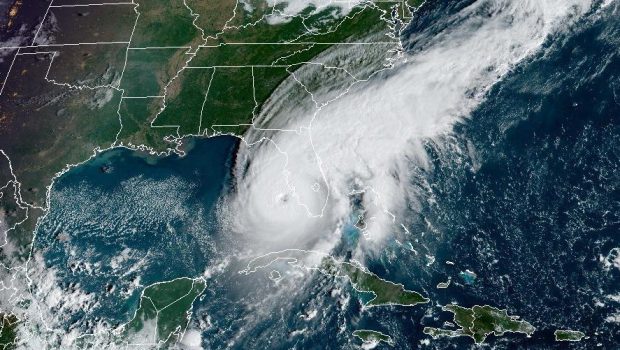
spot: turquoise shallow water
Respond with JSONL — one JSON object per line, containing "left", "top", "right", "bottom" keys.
{"left": 26, "top": 1, "right": 620, "bottom": 347}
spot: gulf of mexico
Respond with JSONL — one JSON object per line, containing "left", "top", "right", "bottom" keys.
{"left": 33, "top": 135, "right": 239, "bottom": 325}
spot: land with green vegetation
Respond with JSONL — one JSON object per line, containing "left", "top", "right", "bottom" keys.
{"left": 353, "top": 329, "right": 394, "bottom": 346}
{"left": 0, "top": 179, "right": 28, "bottom": 255}
{"left": 124, "top": 277, "right": 206, "bottom": 345}
{"left": 0, "top": 4, "right": 137, "bottom": 272}
{"left": 0, "top": 49, "right": 122, "bottom": 267}
{"left": 423, "top": 304, "right": 535, "bottom": 344}
{"left": 120, "top": 0, "right": 432, "bottom": 142}
{"left": 243, "top": 249, "right": 428, "bottom": 307}
{"left": 0, "top": 314, "right": 19, "bottom": 349}
{"left": 163, "top": 1, "right": 410, "bottom": 137}
{"left": 323, "top": 258, "right": 428, "bottom": 307}
{"left": 0, "top": 0, "right": 429, "bottom": 205}
{"left": 0, "top": 0, "right": 426, "bottom": 339}
{"left": 0, "top": 0, "right": 427, "bottom": 254}
{"left": 554, "top": 329, "right": 585, "bottom": 342}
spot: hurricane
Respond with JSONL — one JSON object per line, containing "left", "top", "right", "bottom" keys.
{"left": 223, "top": 0, "right": 595, "bottom": 254}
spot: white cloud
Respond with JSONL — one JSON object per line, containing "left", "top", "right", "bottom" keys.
{"left": 264, "top": 0, "right": 361, "bottom": 25}
{"left": 224, "top": 0, "right": 594, "bottom": 254}
{"left": 606, "top": 313, "right": 620, "bottom": 324}
{"left": 179, "top": 329, "right": 203, "bottom": 350}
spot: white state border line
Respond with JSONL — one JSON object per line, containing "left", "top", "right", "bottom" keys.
{"left": 0, "top": 42, "right": 130, "bottom": 49}
{"left": 121, "top": 95, "right": 165, "bottom": 99}
{"left": 31, "top": 0, "right": 55, "bottom": 46}
{"left": 198, "top": 42, "right": 398, "bottom": 46}
{"left": 0, "top": 51, "right": 62, "bottom": 96}
{"left": 50, "top": 3, "right": 135, "bottom": 7}
{"left": 0, "top": 0, "right": 424, "bottom": 343}
{"left": 127, "top": 46, "right": 192, "bottom": 50}
{"left": 0, "top": 41, "right": 396, "bottom": 50}
{"left": 0, "top": 49, "right": 19, "bottom": 96}
{"left": 0, "top": 38, "right": 393, "bottom": 94}
{"left": 31, "top": 1, "right": 137, "bottom": 45}
{"left": 186, "top": 65, "right": 290, "bottom": 68}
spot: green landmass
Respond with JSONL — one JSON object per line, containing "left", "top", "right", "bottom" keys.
{"left": 327, "top": 259, "right": 429, "bottom": 307}
{"left": 0, "top": 53, "right": 123, "bottom": 208}
{"left": 125, "top": 277, "right": 206, "bottom": 345}
{"left": 423, "top": 304, "right": 535, "bottom": 344}
{"left": 120, "top": 48, "right": 190, "bottom": 97}
{"left": 423, "top": 327, "right": 464, "bottom": 339}
{"left": 130, "top": 0, "right": 201, "bottom": 48}
{"left": 117, "top": 97, "right": 177, "bottom": 151}
{"left": 112, "top": 0, "right": 419, "bottom": 141}
{"left": 0, "top": 50, "right": 123, "bottom": 270}
{"left": 0, "top": 0, "right": 426, "bottom": 220}
{"left": 190, "top": 66, "right": 258, "bottom": 134}
{"left": 353, "top": 329, "right": 394, "bottom": 346}
{"left": 0, "top": 183, "right": 27, "bottom": 241}
{"left": 184, "top": 2, "right": 405, "bottom": 135}
{"left": 0, "top": 314, "right": 19, "bottom": 350}
{"left": 185, "top": 0, "right": 236, "bottom": 38}
{"left": 152, "top": 67, "right": 214, "bottom": 135}
{"left": 0, "top": 0, "right": 426, "bottom": 320}
{"left": 242, "top": 249, "right": 428, "bottom": 308}
{"left": 554, "top": 329, "right": 585, "bottom": 342}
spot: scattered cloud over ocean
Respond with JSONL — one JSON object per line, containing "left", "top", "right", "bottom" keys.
{"left": 224, "top": 0, "right": 595, "bottom": 254}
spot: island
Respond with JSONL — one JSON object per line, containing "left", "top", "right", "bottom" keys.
{"left": 436, "top": 277, "right": 451, "bottom": 289}
{"left": 327, "top": 259, "right": 429, "bottom": 307}
{"left": 423, "top": 304, "right": 535, "bottom": 344}
{"left": 242, "top": 249, "right": 429, "bottom": 307}
{"left": 554, "top": 329, "right": 585, "bottom": 342}
{"left": 353, "top": 330, "right": 394, "bottom": 346}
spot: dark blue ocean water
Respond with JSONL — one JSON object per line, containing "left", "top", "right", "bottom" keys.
{"left": 30, "top": 1, "right": 620, "bottom": 349}
{"left": 34, "top": 136, "right": 239, "bottom": 325}
{"left": 367, "top": 2, "right": 620, "bottom": 349}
